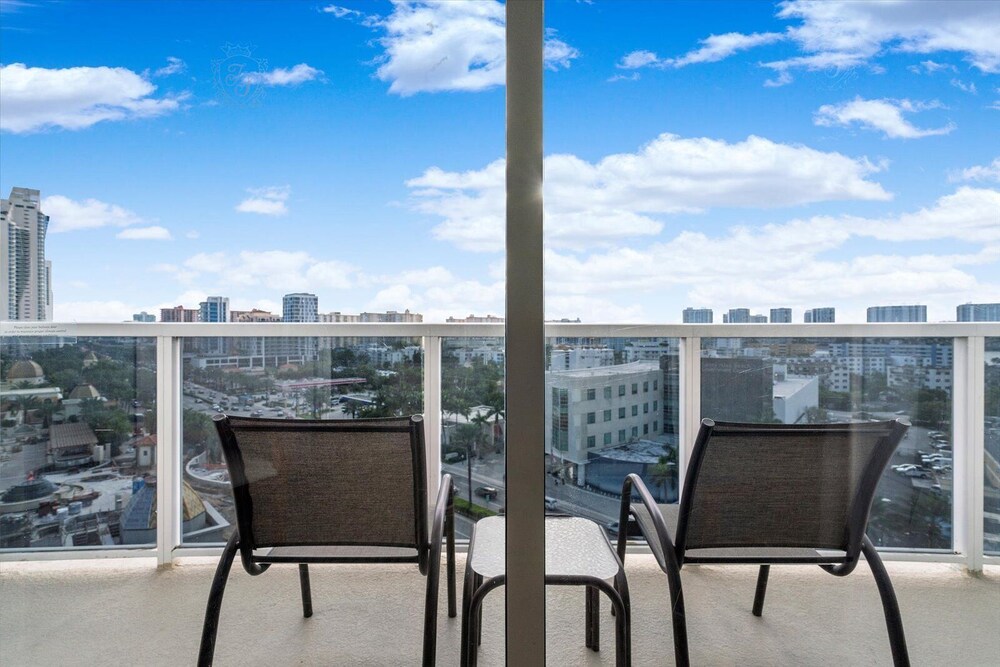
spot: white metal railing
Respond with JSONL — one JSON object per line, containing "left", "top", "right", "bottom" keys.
{"left": 1, "top": 321, "right": 998, "bottom": 571}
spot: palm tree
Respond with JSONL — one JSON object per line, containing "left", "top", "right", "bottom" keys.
{"left": 484, "top": 392, "right": 505, "bottom": 454}
{"left": 649, "top": 446, "right": 678, "bottom": 502}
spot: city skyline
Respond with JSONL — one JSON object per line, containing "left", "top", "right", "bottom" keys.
{"left": 1, "top": 1, "right": 997, "bottom": 323}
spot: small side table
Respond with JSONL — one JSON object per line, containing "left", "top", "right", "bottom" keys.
{"left": 461, "top": 515, "right": 631, "bottom": 666}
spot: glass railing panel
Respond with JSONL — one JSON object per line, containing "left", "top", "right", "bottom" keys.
{"left": 985, "top": 337, "right": 1000, "bottom": 556}
{"left": 543, "top": 336, "right": 681, "bottom": 538}
{"left": 180, "top": 336, "right": 423, "bottom": 545}
{"left": 440, "top": 337, "right": 505, "bottom": 540}
{"left": 701, "top": 336, "right": 954, "bottom": 551}
{"left": 1, "top": 335, "right": 156, "bottom": 550}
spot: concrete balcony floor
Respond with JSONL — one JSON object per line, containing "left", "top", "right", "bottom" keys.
{"left": 1, "top": 554, "right": 997, "bottom": 666}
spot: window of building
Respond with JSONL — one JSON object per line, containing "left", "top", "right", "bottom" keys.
{"left": 603, "top": 409, "right": 612, "bottom": 422}
{"left": 643, "top": 381, "right": 649, "bottom": 393}
{"left": 618, "top": 384, "right": 625, "bottom": 396}
{"left": 653, "top": 380, "right": 658, "bottom": 391}
{"left": 643, "top": 403, "right": 649, "bottom": 414}
{"left": 586, "top": 388, "right": 596, "bottom": 400}
{"left": 603, "top": 432, "right": 612, "bottom": 445}
{"left": 631, "top": 405, "right": 638, "bottom": 417}
{"left": 603, "top": 386, "right": 612, "bottom": 399}
{"left": 653, "top": 400, "right": 658, "bottom": 411}
{"left": 643, "top": 424, "right": 649, "bottom": 435}
{"left": 587, "top": 435, "right": 596, "bottom": 448}
{"left": 587, "top": 412, "right": 596, "bottom": 424}
{"left": 618, "top": 429, "right": 626, "bottom": 443}
{"left": 631, "top": 426, "right": 638, "bottom": 438}
{"left": 618, "top": 407, "right": 626, "bottom": 419}
{"left": 631, "top": 383, "right": 638, "bottom": 394}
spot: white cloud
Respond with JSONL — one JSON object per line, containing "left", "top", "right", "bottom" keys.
{"left": 330, "top": 1, "right": 577, "bottom": 95}
{"left": 154, "top": 56, "right": 186, "bottom": 77}
{"left": 53, "top": 300, "right": 139, "bottom": 322}
{"left": 540, "top": 187, "right": 1000, "bottom": 323}
{"left": 619, "top": 32, "right": 784, "bottom": 70}
{"left": 41, "top": 195, "right": 144, "bottom": 233}
{"left": 235, "top": 185, "right": 290, "bottom": 216}
{"left": 241, "top": 63, "right": 323, "bottom": 87}
{"left": 908, "top": 59, "right": 957, "bottom": 74}
{"left": 952, "top": 158, "right": 1000, "bottom": 183}
{"left": 765, "top": 0, "right": 1000, "bottom": 84}
{"left": 814, "top": 97, "right": 954, "bottom": 139}
{"left": 116, "top": 225, "right": 171, "bottom": 240}
{"left": 950, "top": 78, "right": 977, "bottom": 94}
{"left": 408, "top": 133, "right": 890, "bottom": 252}
{"left": 185, "top": 230, "right": 200, "bottom": 239}
{"left": 0, "top": 63, "right": 188, "bottom": 133}
{"left": 179, "top": 250, "right": 357, "bottom": 292}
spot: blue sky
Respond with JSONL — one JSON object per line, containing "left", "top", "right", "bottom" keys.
{"left": 1, "top": 0, "right": 998, "bottom": 323}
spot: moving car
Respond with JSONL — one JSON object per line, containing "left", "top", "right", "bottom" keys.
{"left": 474, "top": 486, "right": 498, "bottom": 500}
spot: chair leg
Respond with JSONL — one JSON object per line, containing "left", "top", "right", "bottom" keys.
{"left": 666, "top": 562, "right": 690, "bottom": 667}
{"left": 862, "top": 536, "right": 911, "bottom": 667}
{"left": 198, "top": 532, "right": 239, "bottom": 667}
{"left": 298, "top": 564, "right": 313, "bottom": 618}
{"left": 752, "top": 564, "right": 770, "bottom": 617}
{"left": 585, "top": 585, "right": 600, "bottom": 651}
{"left": 422, "top": 539, "right": 443, "bottom": 667}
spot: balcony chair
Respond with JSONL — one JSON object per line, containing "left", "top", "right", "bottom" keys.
{"left": 618, "top": 418, "right": 911, "bottom": 667}
{"left": 198, "top": 414, "right": 456, "bottom": 666}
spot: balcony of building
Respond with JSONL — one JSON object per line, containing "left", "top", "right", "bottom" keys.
{"left": 1, "top": 321, "right": 998, "bottom": 664}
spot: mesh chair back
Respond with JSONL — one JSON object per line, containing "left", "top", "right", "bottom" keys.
{"left": 677, "top": 419, "right": 907, "bottom": 555}
{"left": 216, "top": 415, "right": 426, "bottom": 551}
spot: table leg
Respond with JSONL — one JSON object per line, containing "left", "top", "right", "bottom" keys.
{"left": 613, "top": 571, "right": 632, "bottom": 667}
{"left": 586, "top": 585, "right": 600, "bottom": 651}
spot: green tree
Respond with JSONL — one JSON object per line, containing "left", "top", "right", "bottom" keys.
{"left": 649, "top": 448, "right": 677, "bottom": 502}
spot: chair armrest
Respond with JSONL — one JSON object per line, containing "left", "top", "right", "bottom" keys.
{"left": 426, "top": 473, "right": 454, "bottom": 573}
{"left": 620, "top": 473, "right": 679, "bottom": 574}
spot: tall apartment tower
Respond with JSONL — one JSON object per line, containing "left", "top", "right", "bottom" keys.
{"left": 770, "top": 308, "right": 792, "bottom": 323}
{"left": 160, "top": 305, "right": 200, "bottom": 322}
{"left": 957, "top": 303, "right": 1000, "bottom": 322}
{"left": 283, "top": 293, "right": 318, "bottom": 323}
{"left": 1, "top": 188, "right": 53, "bottom": 321}
{"left": 723, "top": 308, "right": 750, "bottom": 324}
{"left": 804, "top": 307, "right": 835, "bottom": 323}
{"left": 867, "top": 305, "right": 927, "bottom": 323}
{"left": 199, "top": 296, "right": 230, "bottom": 323}
{"left": 282, "top": 293, "right": 319, "bottom": 361}
{"left": 682, "top": 307, "right": 713, "bottom": 323}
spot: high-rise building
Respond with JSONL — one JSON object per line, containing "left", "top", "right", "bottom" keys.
{"left": 1, "top": 187, "right": 52, "bottom": 321}
{"left": 804, "top": 307, "right": 835, "bottom": 323}
{"left": 867, "top": 305, "right": 927, "bottom": 323}
{"left": 360, "top": 309, "right": 423, "bottom": 323}
{"left": 199, "top": 296, "right": 229, "bottom": 323}
{"left": 132, "top": 312, "right": 156, "bottom": 322}
{"left": 447, "top": 314, "right": 504, "bottom": 323}
{"left": 957, "top": 303, "right": 1000, "bottom": 322}
{"left": 770, "top": 308, "right": 792, "bottom": 323}
{"left": 160, "top": 305, "right": 200, "bottom": 322}
{"left": 283, "top": 293, "right": 318, "bottom": 323}
{"left": 199, "top": 296, "right": 230, "bottom": 355}
{"left": 750, "top": 314, "right": 768, "bottom": 323}
{"left": 682, "top": 308, "right": 713, "bottom": 323}
{"left": 282, "top": 293, "right": 319, "bottom": 361}
{"left": 723, "top": 308, "right": 750, "bottom": 324}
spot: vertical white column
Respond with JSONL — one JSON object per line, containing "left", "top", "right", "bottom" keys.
{"left": 423, "top": 336, "right": 443, "bottom": 509}
{"left": 505, "top": 2, "right": 546, "bottom": 664}
{"left": 954, "top": 336, "right": 985, "bottom": 572}
{"left": 677, "top": 336, "right": 701, "bottom": 496}
{"left": 155, "top": 336, "right": 182, "bottom": 566}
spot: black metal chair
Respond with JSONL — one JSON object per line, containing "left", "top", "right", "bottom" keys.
{"left": 198, "top": 414, "right": 456, "bottom": 666}
{"left": 618, "top": 418, "right": 911, "bottom": 667}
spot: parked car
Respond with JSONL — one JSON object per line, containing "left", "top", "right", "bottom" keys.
{"left": 474, "top": 486, "right": 498, "bottom": 500}
{"left": 250, "top": 410, "right": 264, "bottom": 417}
{"left": 605, "top": 516, "right": 642, "bottom": 538}
{"left": 544, "top": 496, "right": 558, "bottom": 511}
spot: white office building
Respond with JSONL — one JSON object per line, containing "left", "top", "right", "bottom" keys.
{"left": 1, "top": 187, "right": 52, "bottom": 321}
{"left": 545, "top": 361, "right": 662, "bottom": 486}
{"left": 550, "top": 347, "right": 614, "bottom": 370}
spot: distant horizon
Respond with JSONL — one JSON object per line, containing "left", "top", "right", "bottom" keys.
{"left": 1, "top": 1, "right": 997, "bottom": 324}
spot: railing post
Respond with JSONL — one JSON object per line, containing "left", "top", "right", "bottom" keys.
{"left": 677, "top": 336, "right": 701, "bottom": 496}
{"left": 954, "top": 336, "right": 986, "bottom": 572}
{"left": 155, "top": 336, "right": 182, "bottom": 566}
{"left": 423, "top": 335, "right": 443, "bottom": 510}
